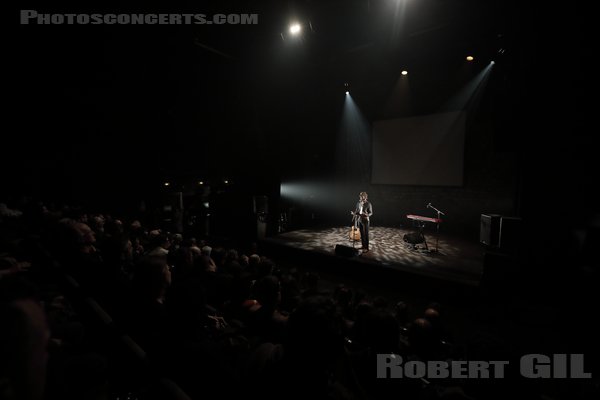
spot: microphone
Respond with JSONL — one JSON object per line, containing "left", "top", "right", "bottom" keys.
{"left": 427, "top": 203, "right": 431, "bottom": 209}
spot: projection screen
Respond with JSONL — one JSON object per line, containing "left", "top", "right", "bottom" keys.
{"left": 371, "top": 111, "right": 466, "bottom": 186}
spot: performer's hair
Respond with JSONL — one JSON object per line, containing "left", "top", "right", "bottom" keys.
{"left": 359, "top": 192, "right": 368, "bottom": 198}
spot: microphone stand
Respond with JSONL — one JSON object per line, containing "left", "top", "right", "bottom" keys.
{"left": 427, "top": 204, "right": 445, "bottom": 253}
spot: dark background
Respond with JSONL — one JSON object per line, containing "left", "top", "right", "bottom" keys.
{"left": 4, "top": 0, "right": 596, "bottom": 240}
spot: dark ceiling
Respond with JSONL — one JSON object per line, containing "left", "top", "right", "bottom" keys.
{"left": 6, "top": 1, "right": 595, "bottom": 207}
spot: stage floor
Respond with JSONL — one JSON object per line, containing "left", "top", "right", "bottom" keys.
{"left": 263, "top": 226, "right": 484, "bottom": 286}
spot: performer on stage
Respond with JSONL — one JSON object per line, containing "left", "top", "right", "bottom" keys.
{"left": 352, "top": 192, "right": 373, "bottom": 252}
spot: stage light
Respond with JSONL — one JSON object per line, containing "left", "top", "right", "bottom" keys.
{"left": 466, "top": 55, "right": 474, "bottom": 61}
{"left": 224, "top": 180, "right": 229, "bottom": 184}
{"left": 198, "top": 181, "right": 204, "bottom": 185}
{"left": 164, "top": 182, "right": 170, "bottom": 186}
{"left": 490, "top": 61, "right": 495, "bottom": 65}
{"left": 401, "top": 70, "right": 408, "bottom": 75}
{"left": 346, "top": 91, "right": 349, "bottom": 95}
{"left": 289, "top": 23, "right": 301, "bottom": 35}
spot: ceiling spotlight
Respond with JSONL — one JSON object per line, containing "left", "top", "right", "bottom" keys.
{"left": 490, "top": 61, "right": 495, "bottom": 65}
{"left": 401, "top": 70, "right": 408, "bottom": 76}
{"left": 466, "top": 55, "right": 474, "bottom": 61}
{"left": 345, "top": 91, "right": 349, "bottom": 95}
{"left": 289, "top": 23, "right": 301, "bottom": 35}
{"left": 164, "top": 182, "right": 170, "bottom": 187}
{"left": 224, "top": 180, "right": 229, "bottom": 184}
{"left": 198, "top": 181, "right": 204, "bottom": 185}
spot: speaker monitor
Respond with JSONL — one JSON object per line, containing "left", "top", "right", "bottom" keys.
{"left": 253, "top": 195, "right": 268, "bottom": 214}
{"left": 335, "top": 244, "right": 359, "bottom": 257}
{"left": 480, "top": 214, "right": 501, "bottom": 246}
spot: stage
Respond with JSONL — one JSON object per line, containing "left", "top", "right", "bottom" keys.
{"left": 262, "top": 226, "right": 484, "bottom": 286}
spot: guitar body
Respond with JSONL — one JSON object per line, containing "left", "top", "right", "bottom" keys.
{"left": 349, "top": 226, "right": 361, "bottom": 241}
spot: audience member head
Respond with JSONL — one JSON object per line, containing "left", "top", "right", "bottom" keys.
{"left": 0, "top": 277, "right": 49, "bottom": 400}
{"left": 171, "top": 233, "right": 183, "bottom": 246}
{"left": 423, "top": 307, "right": 441, "bottom": 326}
{"left": 248, "top": 254, "right": 261, "bottom": 268}
{"left": 74, "top": 222, "right": 96, "bottom": 246}
{"left": 201, "top": 245, "right": 212, "bottom": 257}
{"left": 90, "top": 215, "right": 105, "bottom": 233}
{"left": 130, "top": 220, "right": 142, "bottom": 231}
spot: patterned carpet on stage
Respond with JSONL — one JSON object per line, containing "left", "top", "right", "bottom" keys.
{"left": 271, "top": 226, "right": 483, "bottom": 279}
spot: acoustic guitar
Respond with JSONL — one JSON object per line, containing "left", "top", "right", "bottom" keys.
{"left": 349, "top": 225, "right": 361, "bottom": 241}
{"left": 349, "top": 212, "right": 361, "bottom": 241}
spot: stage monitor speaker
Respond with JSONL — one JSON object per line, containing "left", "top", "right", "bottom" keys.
{"left": 335, "top": 244, "right": 359, "bottom": 257}
{"left": 499, "top": 216, "right": 522, "bottom": 252}
{"left": 480, "top": 214, "right": 501, "bottom": 246}
{"left": 253, "top": 195, "right": 268, "bottom": 214}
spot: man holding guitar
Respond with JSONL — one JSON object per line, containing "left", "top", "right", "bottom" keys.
{"left": 351, "top": 192, "right": 373, "bottom": 252}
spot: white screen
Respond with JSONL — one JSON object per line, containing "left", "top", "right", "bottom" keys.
{"left": 371, "top": 111, "right": 465, "bottom": 186}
